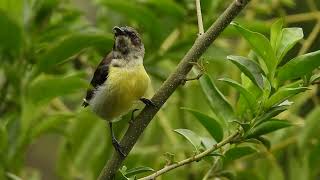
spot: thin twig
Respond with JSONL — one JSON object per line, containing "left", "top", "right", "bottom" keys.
{"left": 139, "top": 132, "right": 240, "bottom": 180}
{"left": 97, "top": 0, "right": 251, "bottom": 179}
{"left": 195, "top": 0, "right": 204, "bottom": 35}
{"left": 268, "top": 11, "right": 320, "bottom": 23}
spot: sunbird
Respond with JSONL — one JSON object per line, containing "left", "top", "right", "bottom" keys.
{"left": 82, "top": 26, "right": 154, "bottom": 156}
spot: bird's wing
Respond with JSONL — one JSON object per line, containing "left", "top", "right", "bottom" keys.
{"left": 82, "top": 52, "right": 113, "bottom": 107}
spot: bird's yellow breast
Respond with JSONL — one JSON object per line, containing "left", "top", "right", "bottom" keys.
{"left": 91, "top": 64, "right": 150, "bottom": 121}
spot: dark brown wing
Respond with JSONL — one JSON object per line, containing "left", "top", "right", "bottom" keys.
{"left": 82, "top": 52, "right": 113, "bottom": 107}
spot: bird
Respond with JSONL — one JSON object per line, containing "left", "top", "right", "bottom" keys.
{"left": 82, "top": 26, "right": 154, "bottom": 157}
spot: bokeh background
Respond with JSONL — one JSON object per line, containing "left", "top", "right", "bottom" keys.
{"left": 0, "top": 0, "right": 320, "bottom": 179}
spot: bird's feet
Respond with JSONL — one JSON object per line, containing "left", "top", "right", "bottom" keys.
{"left": 140, "top": 97, "right": 156, "bottom": 107}
{"left": 111, "top": 137, "right": 127, "bottom": 157}
{"left": 129, "top": 108, "right": 139, "bottom": 125}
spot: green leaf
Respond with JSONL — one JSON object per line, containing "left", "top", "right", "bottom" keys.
{"left": 182, "top": 108, "right": 223, "bottom": 142}
{"left": 197, "top": 71, "right": 235, "bottom": 124}
{"left": 232, "top": 22, "right": 277, "bottom": 76}
{"left": 277, "top": 50, "right": 320, "bottom": 81}
{"left": 246, "top": 119, "right": 292, "bottom": 138}
{"left": 310, "top": 73, "right": 320, "bottom": 84}
{"left": 270, "top": 19, "right": 283, "bottom": 50}
{"left": 224, "top": 146, "right": 257, "bottom": 164}
{"left": 0, "top": 10, "right": 22, "bottom": 57}
{"left": 218, "top": 170, "right": 236, "bottom": 180}
{"left": 174, "top": 129, "right": 202, "bottom": 151}
{"left": 219, "top": 77, "right": 256, "bottom": 113}
{"left": 102, "top": 0, "right": 164, "bottom": 49}
{"left": 27, "top": 73, "right": 88, "bottom": 105}
{"left": 276, "top": 28, "right": 303, "bottom": 62}
{"left": 256, "top": 136, "right": 271, "bottom": 150}
{"left": 299, "top": 106, "right": 320, "bottom": 148}
{"left": 200, "top": 137, "right": 217, "bottom": 150}
{"left": 227, "top": 55, "right": 264, "bottom": 89}
{"left": 31, "top": 114, "right": 73, "bottom": 138}
{"left": 146, "top": 0, "right": 186, "bottom": 20}
{"left": 125, "top": 166, "right": 154, "bottom": 177}
{"left": 0, "top": 124, "right": 8, "bottom": 152}
{"left": 37, "top": 33, "right": 113, "bottom": 71}
{"left": 254, "top": 105, "right": 288, "bottom": 125}
{"left": 264, "top": 87, "right": 308, "bottom": 108}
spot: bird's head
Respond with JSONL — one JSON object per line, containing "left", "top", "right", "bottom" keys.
{"left": 113, "top": 26, "right": 145, "bottom": 58}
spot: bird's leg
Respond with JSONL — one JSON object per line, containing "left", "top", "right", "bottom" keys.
{"left": 140, "top": 97, "right": 156, "bottom": 107}
{"left": 108, "top": 122, "right": 126, "bottom": 157}
{"left": 129, "top": 108, "right": 139, "bottom": 125}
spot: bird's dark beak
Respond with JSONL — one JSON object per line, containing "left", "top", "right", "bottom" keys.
{"left": 113, "top": 26, "right": 125, "bottom": 36}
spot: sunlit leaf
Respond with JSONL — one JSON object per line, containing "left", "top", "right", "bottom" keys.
{"left": 197, "top": 71, "right": 235, "bottom": 124}
{"left": 125, "top": 166, "right": 154, "bottom": 177}
{"left": 232, "top": 22, "right": 277, "bottom": 76}
{"left": 174, "top": 129, "right": 202, "bottom": 151}
{"left": 182, "top": 108, "right": 223, "bottom": 142}
{"left": 276, "top": 28, "right": 303, "bottom": 62}
{"left": 264, "top": 87, "right": 308, "bottom": 108}
{"left": 270, "top": 19, "right": 283, "bottom": 50}
{"left": 227, "top": 55, "right": 264, "bottom": 89}
{"left": 277, "top": 50, "right": 320, "bottom": 81}
{"left": 224, "top": 146, "right": 257, "bottom": 164}
{"left": 246, "top": 119, "right": 292, "bottom": 138}
{"left": 37, "top": 33, "right": 113, "bottom": 71}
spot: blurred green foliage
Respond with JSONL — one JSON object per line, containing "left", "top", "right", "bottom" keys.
{"left": 0, "top": 0, "right": 320, "bottom": 179}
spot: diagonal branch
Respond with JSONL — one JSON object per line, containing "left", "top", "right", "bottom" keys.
{"left": 138, "top": 131, "right": 240, "bottom": 180}
{"left": 97, "top": 0, "right": 251, "bottom": 179}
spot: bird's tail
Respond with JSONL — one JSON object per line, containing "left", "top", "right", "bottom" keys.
{"left": 82, "top": 99, "right": 89, "bottom": 107}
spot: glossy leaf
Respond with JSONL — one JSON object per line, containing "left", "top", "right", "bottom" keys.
{"left": 200, "top": 137, "right": 217, "bottom": 150}
{"left": 270, "top": 19, "right": 283, "bottom": 49}
{"left": 219, "top": 77, "right": 256, "bottom": 113}
{"left": 125, "top": 166, "right": 154, "bottom": 177}
{"left": 174, "top": 129, "right": 202, "bottom": 151}
{"left": 264, "top": 87, "right": 308, "bottom": 108}
{"left": 224, "top": 146, "right": 257, "bottom": 164}
{"left": 37, "top": 33, "right": 113, "bottom": 71}
{"left": 27, "top": 73, "right": 88, "bottom": 105}
{"left": 227, "top": 55, "right": 264, "bottom": 89}
{"left": 182, "top": 108, "right": 223, "bottom": 142}
{"left": 276, "top": 28, "right": 303, "bottom": 62}
{"left": 246, "top": 119, "right": 292, "bottom": 138}
{"left": 232, "top": 22, "right": 277, "bottom": 75}
{"left": 277, "top": 50, "right": 320, "bottom": 81}
{"left": 197, "top": 70, "right": 235, "bottom": 124}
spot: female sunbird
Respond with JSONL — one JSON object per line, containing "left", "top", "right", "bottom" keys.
{"left": 82, "top": 26, "right": 153, "bottom": 156}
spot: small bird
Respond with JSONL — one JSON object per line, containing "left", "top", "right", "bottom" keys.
{"left": 82, "top": 26, "right": 153, "bottom": 156}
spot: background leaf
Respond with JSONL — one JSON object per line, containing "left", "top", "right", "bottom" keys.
{"left": 37, "top": 33, "right": 113, "bottom": 71}
{"left": 224, "top": 146, "right": 257, "bottom": 165}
